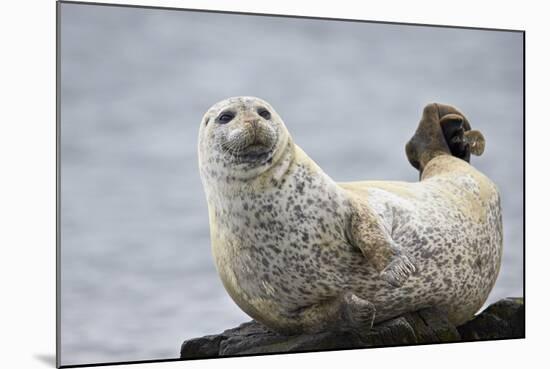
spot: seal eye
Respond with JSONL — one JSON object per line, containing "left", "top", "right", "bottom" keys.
{"left": 258, "top": 108, "right": 271, "bottom": 120}
{"left": 217, "top": 112, "right": 235, "bottom": 124}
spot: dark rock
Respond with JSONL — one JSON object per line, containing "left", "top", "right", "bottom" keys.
{"left": 180, "top": 298, "right": 524, "bottom": 359}
{"left": 180, "top": 335, "right": 224, "bottom": 359}
{"left": 458, "top": 297, "right": 524, "bottom": 340}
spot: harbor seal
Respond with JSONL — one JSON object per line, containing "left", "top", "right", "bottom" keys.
{"left": 198, "top": 96, "right": 502, "bottom": 335}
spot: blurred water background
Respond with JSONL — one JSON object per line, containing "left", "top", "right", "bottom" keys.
{"left": 59, "top": 3, "right": 524, "bottom": 366}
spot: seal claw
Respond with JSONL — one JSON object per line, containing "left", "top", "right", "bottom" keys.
{"left": 380, "top": 253, "right": 418, "bottom": 288}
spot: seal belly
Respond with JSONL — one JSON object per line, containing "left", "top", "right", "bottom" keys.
{"left": 339, "top": 156, "right": 503, "bottom": 325}
{"left": 210, "top": 192, "right": 357, "bottom": 304}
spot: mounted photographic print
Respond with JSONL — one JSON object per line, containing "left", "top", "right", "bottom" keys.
{"left": 57, "top": 1, "right": 525, "bottom": 367}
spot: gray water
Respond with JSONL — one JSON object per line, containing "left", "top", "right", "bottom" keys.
{"left": 59, "top": 3, "right": 524, "bottom": 366}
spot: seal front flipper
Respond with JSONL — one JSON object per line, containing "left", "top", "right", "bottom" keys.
{"left": 379, "top": 249, "right": 417, "bottom": 287}
{"left": 347, "top": 202, "right": 417, "bottom": 288}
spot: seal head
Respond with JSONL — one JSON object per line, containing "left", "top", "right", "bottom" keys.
{"left": 198, "top": 96, "right": 291, "bottom": 182}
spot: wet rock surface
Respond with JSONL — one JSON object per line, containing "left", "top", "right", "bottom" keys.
{"left": 180, "top": 298, "right": 524, "bottom": 359}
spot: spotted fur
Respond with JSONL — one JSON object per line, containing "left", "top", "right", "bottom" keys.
{"left": 198, "top": 97, "right": 503, "bottom": 335}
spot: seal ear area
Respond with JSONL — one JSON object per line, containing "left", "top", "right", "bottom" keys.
{"left": 201, "top": 109, "right": 217, "bottom": 127}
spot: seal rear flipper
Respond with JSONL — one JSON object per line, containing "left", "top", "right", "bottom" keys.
{"left": 464, "top": 130, "right": 485, "bottom": 156}
{"left": 406, "top": 103, "right": 485, "bottom": 175}
{"left": 440, "top": 113, "right": 486, "bottom": 161}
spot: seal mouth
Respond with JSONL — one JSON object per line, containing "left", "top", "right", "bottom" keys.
{"left": 234, "top": 143, "right": 274, "bottom": 163}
